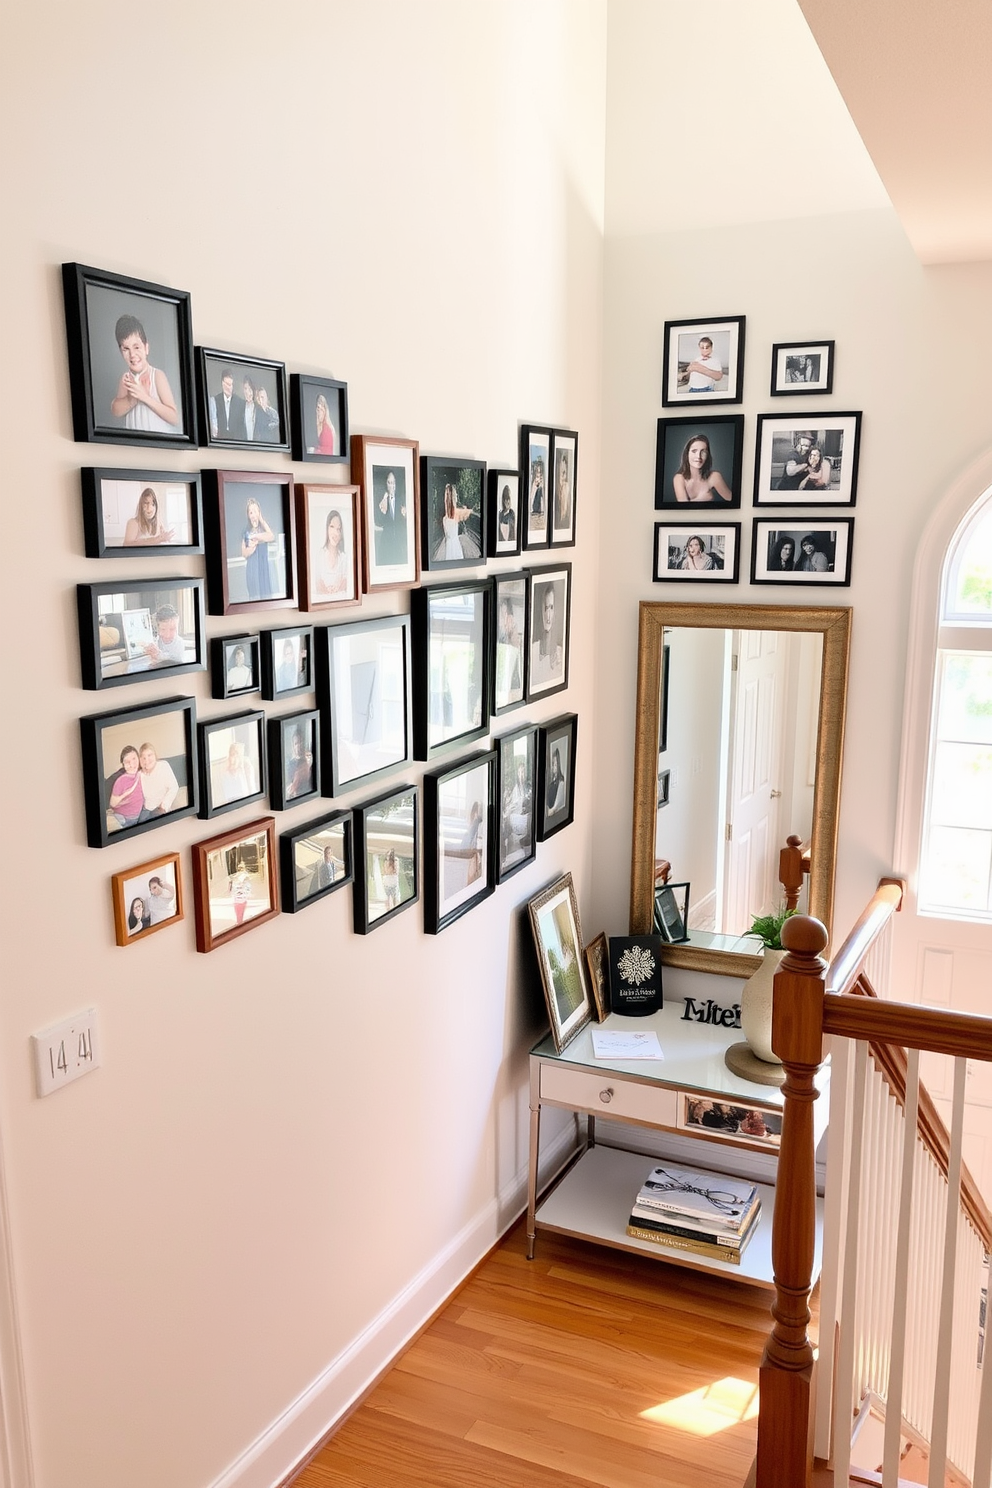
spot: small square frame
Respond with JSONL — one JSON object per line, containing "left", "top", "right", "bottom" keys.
{"left": 314, "top": 613, "right": 413, "bottom": 796}
{"left": 295, "top": 483, "right": 362, "bottom": 611}
{"left": 424, "top": 749, "right": 496, "bottom": 934}
{"left": 520, "top": 424, "right": 552, "bottom": 551}
{"left": 753, "top": 412, "right": 861, "bottom": 507}
{"left": 203, "top": 469, "right": 297, "bottom": 616}
{"left": 420, "top": 455, "right": 486, "bottom": 572}
{"left": 662, "top": 315, "right": 746, "bottom": 408}
{"left": 268, "top": 709, "right": 321, "bottom": 811}
{"left": 210, "top": 634, "right": 261, "bottom": 701}
{"left": 549, "top": 429, "right": 578, "bottom": 547}
{"left": 537, "top": 713, "right": 577, "bottom": 841}
{"left": 528, "top": 873, "right": 593, "bottom": 1053}
{"left": 279, "top": 809, "right": 354, "bottom": 913}
{"left": 290, "top": 373, "right": 349, "bottom": 463}
{"left": 495, "top": 723, "right": 538, "bottom": 883}
{"left": 351, "top": 434, "right": 421, "bottom": 592}
{"left": 196, "top": 347, "right": 289, "bottom": 451}
{"left": 751, "top": 518, "right": 854, "bottom": 586}
{"left": 492, "top": 570, "right": 529, "bottom": 716}
{"left": 353, "top": 784, "right": 419, "bottom": 934}
{"left": 654, "top": 414, "right": 744, "bottom": 510}
{"left": 653, "top": 523, "right": 741, "bottom": 583}
{"left": 260, "top": 624, "right": 314, "bottom": 702}
{"left": 654, "top": 880, "right": 690, "bottom": 943}
{"left": 77, "top": 576, "right": 206, "bottom": 691}
{"left": 192, "top": 816, "right": 279, "bottom": 953}
{"left": 770, "top": 340, "right": 835, "bottom": 397}
{"left": 81, "top": 694, "right": 198, "bottom": 849}
{"left": 80, "top": 467, "right": 204, "bottom": 557}
{"left": 487, "top": 469, "right": 521, "bottom": 557}
{"left": 527, "top": 563, "right": 571, "bottom": 700}
{"left": 412, "top": 580, "right": 492, "bottom": 761}
{"left": 111, "top": 850, "right": 184, "bottom": 947}
{"left": 197, "top": 709, "right": 267, "bottom": 819}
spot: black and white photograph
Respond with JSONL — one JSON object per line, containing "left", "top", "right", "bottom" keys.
{"left": 268, "top": 710, "right": 320, "bottom": 811}
{"left": 296, "top": 483, "right": 362, "bottom": 611}
{"left": 412, "top": 581, "right": 491, "bottom": 760}
{"left": 77, "top": 578, "right": 206, "bottom": 690}
{"left": 62, "top": 263, "right": 196, "bottom": 449}
{"left": 198, "top": 711, "right": 266, "bottom": 819}
{"left": 520, "top": 424, "right": 552, "bottom": 550}
{"left": 496, "top": 725, "right": 537, "bottom": 882}
{"left": 420, "top": 456, "right": 486, "bottom": 571}
{"left": 196, "top": 348, "right": 288, "bottom": 451}
{"left": 80, "top": 695, "right": 198, "bottom": 849}
{"left": 492, "top": 572, "right": 528, "bottom": 715}
{"left": 527, "top": 563, "right": 571, "bottom": 701}
{"left": 260, "top": 625, "right": 313, "bottom": 702}
{"left": 770, "top": 340, "right": 835, "bottom": 397}
{"left": 487, "top": 470, "right": 521, "bottom": 557}
{"left": 537, "top": 713, "right": 577, "bottom": 840}
{"left": 751, "top": 519, "right": 854, "bottom": 586}
{"left": 653, "top": 523, "right": 741, "bottom": 583}
{"left": 550, "top": 430, "right": 578, "bottom": 547}
{"left": 210, "top": 634, "right": 260, "bottom": 701}
{"left": 81, "top": 468, "right": 203, "bottom": 557}
{"left": 654, "top": 414, "right": 744, "bottom": 510}
{"left": 662, "top": 315, "right": 745, "bottom": 408}
{"left": 279, "top": 810, "right": 353, "bottom": 913}
{"left": 351, "top": 434, "right": 420, "bottom": 592}
{"left": 424, "top": 750, "right": 496, "bottom": 934}
{"left": 315, "top": 614, "right": 413, "bottom": 795}
{"left": 111, "top": 851, "right": 183, "bottom": 947}
{"left": 203, "top": 470, "right": 296, "bottom": 616}
{"left": 353, "top": 785, "right": 419, "bottom": 934}
{"left": 290, "top": 373, "right": 349, "bottom": 463}
{"left": 753, "top": 413, "right": 861, "bottom": 507}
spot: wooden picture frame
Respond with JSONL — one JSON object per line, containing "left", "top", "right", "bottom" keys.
{"left": 492, "top": 570, "right": 529, "bottom": 716}
{"left": 653, "top": 523, "right": 742, "bottom": 583}
{"left": 662, "top": 314, "right": 745, "bottom": 408}
{"left": 267, "top": 709, "right": 321, "bottom": 811}
{"left": 496, "top": 724, "right": 537, "bottom": 883}
{"left": 487, "top": 469, "right": 521, "bottom": 557}
{"left": 583, "top": 932, "right": 610, "bottom": 1021}
{"left": 192, "top": 817, "right": 279, "bottom": 953}
{"left": 295, "top": 482, "right": 362, "bottom": 611}
{"left": 549, "top": 429, "right": 578, "bottom": 547}
{"left": 520, "top": 424, "right": 552, "bottom": 551}
{"left": 424, "top": 749, "right": 496, "bottom": 934}
{"left": 753, "top": 413, "right": 862, "bottom": 508}
{"left": 290, "top": 373, "right": 349, "bottom": 463}
{"left": 526, "top": 562, "right": 571, "bottom": 701}
{"left": 260, "top": 624, "right": 314, "bottom": 702}
{"left": 314, "top": 613, "right": 413, "bottom": 797}
{"left": 210, "top": 634, "right": 261, "bottom": 701}
{"left": 352, "top": 784, "right": 419, "bottom": 934}
{"left": 528, "top": 873, "right": 593, "bottom": 1052}
{"left": 197, "top": 710, "right": 267, "bottom": 820}
{"left": 420, "top": 455, "right": 486, "bottom": 572}
{"left": 196, "top": 347, "right": 289, "bottom": 451}
{"left": 203, "top": 469, "right": 297, "bottom": 616}
{"left": 111, "top": 851, "right": 183, "bottom": 947}
{"left": 537, "top": 713, "right": 577, "bottom": 841}
{"left": 411, "top": 579, "right": 491, "bottom": 761}
{"left": 751, "top": 518, "right": 855, "bottom": 586}
{"left": 80, "top": 694, "right": 198, "bottom": 849}
{"left": 351, "top": 434, "right": 420, "bottom": 593}
{"left": 279, "top": 809, "right": 354, "bottom": 913}
{"left": 654, "top": 414, "right": 744, "bottom": 510}
{"left": 77, "top": 576, "right": 206, "bottom": 690}
{"left": 770, "top": 340, "right": 835, "bottom": 397}
{"left": 80, "top": 467, "right": 203, "bottom": 557}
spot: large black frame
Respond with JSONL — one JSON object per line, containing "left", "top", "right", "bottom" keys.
{"left": 654, "top": 413, "right": 744, "bottom": 510}
{"left": 80, "top": 467, "right": 204, "bottom": 557}
{"left": 80, "top": 694, "right": 198, "bottom": 848}
{"left": 196, "top": 347, "right": 290, "bottom": 452}
{"left": 314, "top": 613, "right": 413, "bottom": 797}
{"left": 750, "top": 518, "right": 855, "bottom": 587}
{"left": 77, "top": 576, "right": 206, "bottom": 691}
{"left": 536, "top": 713, "right": 577, "bottom": 841}
{"left": 352, "top": 784, "right": 420, "bottom": 934}
{"left": 419, "top": 455, "right": 487, "bottom": 572}
{"left": 290, "top": 373, "right": 350, "bottom": 464}
{"left": 411, "top": 579, "right": 492, "bottom": 761}
{"left": 279, "top": 809, "right": 354, "bottom": 913}
{"left": 653, "top": 523, "right": 742, "bottom": 583}
{"left": 752, "top": 412, "right": 862, "bottom": 508}
{"left": 495, "top": 723, "right": 538, "bottom": 883}
{"left": 197, "top": 709, "right": 267, "bottom": 820}
{"left": 424, "top": 749, "right": 497, "bottom": 934}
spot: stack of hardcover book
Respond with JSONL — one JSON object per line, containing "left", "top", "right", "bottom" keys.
{"left": 626, "top": 1160, "right": 761, "bottom": 1264}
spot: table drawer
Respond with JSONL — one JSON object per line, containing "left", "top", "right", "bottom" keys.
{"left": 541, "top": 1063, "right": 678, "bottom": 1127}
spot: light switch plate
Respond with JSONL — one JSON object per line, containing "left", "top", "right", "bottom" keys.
{"left": 31, "top": 1009, "right": 101, "bottom": 1097}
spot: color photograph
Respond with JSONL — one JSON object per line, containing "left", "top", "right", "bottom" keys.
{"left": 198, "top": 349, "right": 288, "bottom": 450}
{"left": 425, "top": 751, "right": 495, "bottom": 933}
{"left": 296, "top": 483, "right": 361, "bottom": 610}
{"left": 521, "top": 425, "right": 552, "bottom": 550}
{"left": 193, "top": 818, "right": 278, "bottom": 952}
{"left": 111, "top": 852, "right": 183, "bottom": 947}
{"left": 81, "top": 468, "right": 202, "bottom": 557}
{"left": 654, "top": 415, "right": 744, "bottom": 509}
{"left": 291, "top": 374, "right": 349, "bottom": 463}
{"left": 353, "top": 787, "right": 419, "bottom": 933}
{"left": 279, "top": 811, "right": 353, "bottom": 913}
{"left": 81, "top": 696, "right": 198, "bottom": 848}
{"left": 528, "top": 873, "right": 592, "bottom": 1052}
{"left": 421, "top": 457, "right": 485, "bottom": 571}
{"left": 78, "top": 578, "right": 206, "bottom": 691}
{"left": 204, "top": 471, "right": 296, "bottom": 616}
{"left": 200, "top": 711, "right": 265, "bottom": 818}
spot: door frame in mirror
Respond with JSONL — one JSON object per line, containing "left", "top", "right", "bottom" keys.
{"left": 630, "top": 601, "right": 851, "bottom": 975}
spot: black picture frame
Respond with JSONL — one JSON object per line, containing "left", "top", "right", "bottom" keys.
{"left": 198, "top": 709, "right": 267, "bottom": 820}
{"left": 658, "top": 767, "right": 670, "bottom": 807}
{"left": 411, "top": 580, "right": 492, "bottom": 761}
{"left": 210, "top": 634, "right": 261, "bottom": 701}
{"left": 654, "top": 880, "right": 690, "bottom": 943}
{"left": 487, "top": 469, "right": 521, "bottom": 557}
{"left": 61, "top": 263, "right": 197, "bottom": 450}
{"left": 549, "top": 429, "right": 578, "bottom": 547}
{"left": 520, "top": 424, "right": 552, "bottom": 551}
{"left": 260, "top": 624, "right": 314, "bottom": 702}
{"left": 661, "top": 315, "right": 746, "bottom": 408}
{"left": 279, "top": 809, "right": 354, "bottom": 913}
{"left": 653, "top": 523, "right": 742, "bottom": 583}
{"left": 537, "top": 713, "right": 577, "bottom": 841}
{"left": 80, "top": 467, "right": 204, "bottom": 557}
{"left": 80, "top": 694, "right": 198, "bottom": 849}
{"left": 420, "top": 456, "right": 486, "bottom": 572}
{"left": 496, "top": 724, "right": 537, "bottom": 882}
{"left": 353, "top": 784, "right": 419, "bottom": 934}
{"left": 290, "top": 373, "right": 350, "bottom": 464}
{"left": 77, "top": 576, "right": 206, "bottom": 691}
{"left": 492, "top": 570, "right": 529, "bottom": 716}
{"left": 314, "top": 613, "right": 413, "bottom": 797}
{"left": 268, "top": 709, "right": 321, "bottom": 811}
{"left": 295, "top": 482, "right": 363, "bottom": 612}
{"left": 424, "top": 749, "right": 497, "bottom": 934}
{"left": 202, "top": 469, "right": 297, "bottom": 616}
{"left": 526, "top": 562, "right": 571, "bottom": 701}
{"left": 659, "top": 640, "right": 670, "bottom": 753}
{"left": 654, "top": 414, "right": 744, "bottom": 510}
{"left": 751, "top": 518, "right": 855, "bottom": 587}
{"left": 770, "top": 340, "right": 835, "bottom": 397}
{"left": 753, "top": 413, "right": 862, "bottom": 508}
{"left": 195, "top": 347, "right": 289, "bottom": 452}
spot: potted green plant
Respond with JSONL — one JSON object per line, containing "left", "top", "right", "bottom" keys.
{"left": 746, "top": 906, "right": 796, "bottom": 951}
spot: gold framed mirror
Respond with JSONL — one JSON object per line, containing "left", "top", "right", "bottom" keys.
{"left": 630, "top": 601, "right": 851, "bottom": 975}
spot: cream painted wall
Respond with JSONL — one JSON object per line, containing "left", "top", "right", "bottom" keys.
{"left": 0, "top": 4, "right": 605, "bottom": 1486}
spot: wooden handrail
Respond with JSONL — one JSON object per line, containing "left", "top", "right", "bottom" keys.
{"left": 823, "top": 992, "right": 992, "bottom": 1062}
{"left": 825, "top": 877, "right": 905, "bottom": 995}
{"left": 779, "top": 834, "right": 812, "bottom": 912}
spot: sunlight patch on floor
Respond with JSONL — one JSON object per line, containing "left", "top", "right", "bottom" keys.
{"left": 640, "top": 1376, "right": 759, "bottom": 1436}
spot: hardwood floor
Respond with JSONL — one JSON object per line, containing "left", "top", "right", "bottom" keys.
{"left": 294, "top": 1219, "right": 785, "bottom": 1488}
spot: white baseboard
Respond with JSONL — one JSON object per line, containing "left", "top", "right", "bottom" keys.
{"left": 209, "top": 1124, "right": 577, "bottom": 1488}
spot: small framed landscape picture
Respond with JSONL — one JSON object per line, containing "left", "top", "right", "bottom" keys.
{"left": 61, "top": 263, "right": 196, "bottom": 449}
{"left": 191, "top": 817, "right": 279, "bottom": 953}
{"left": 295, "top": 483, "right": 362, "bottom": 611}
{"left": 80, "top": 468, "right": 203, "bottom": 557}
{"left": 196, "top": 348, "right": 288, "bottom": 451}
{"left": 80, "top": 694, "right": 198, "bottom": 849}
{"left": 351, "top": 434, "right": 420, "bottom": 593}
{"left": 111, "top": 851, "right": 183, "bottom": 947}
{"left": 424, "top": 750, "right": 496, "bottom": 934}
{"left": 353, "top": 785, "right": 419, "bottom": 934}
{"left": 77, "top": 577, "right": 206, "bottom": 691}
{"left": 770, "top": 340, "right": 834, "bottom": 397}
{"left": 528, "top": 873, "right": 592, "bottom": 1053}
{"left": 537, "top": 713, "right": 577, "bottom": 841}
{"left": 198, "top": 710, "right": 266, "bottom": 820}
{"left": 260, "top": 624, "right": 313, "bottom": 702}
{"left": 496, "top": 724, "right": 537, "bottom": 882}
{"left": 268, "top": 709, "right": 320, "bottom": 811}
{"left": 527, "top": 564, "right": 571, "bottom": 701}
{"left": 487, "top": 470, "right": 520, "bottom": 557}
{"left": 210, "top": 634, "right": 260, "bottom": 701}
{"left": 492, "top": 571, "right": 528, "bottom": 716}
{"left": 203, "top": 470, "right": 297, "bottom": 616}
{"left": 290, "top": 373, "right": 349, "bottom": 463}
{"left": 279, "top": 810, "right": 353, "bottom": 914}
{"left": 753, "top": 413, "right": 861, "bottom": 507}
{"left": 751, "top": 519, "right": 854, "bottom": 586}
{"left": 520, "top": 424, "right": 552, "bottom": 551}
{"left": 679, "top": 1092, "right": 782, "bottom": 1146}
{"left": 583, "top": 932, "right": 610, "bottom": 1021}
{"left": 420, "top": 456, "right": 486, "bottom": 572}
{"left": 654, "top": 414, "right": 744, "bottom": 510}
{"left": 662, "top": 315, "right": 745, "bottom": 408}
{"left": 315, "top": 614, "right": 413, "bottom": 796}
{"left": 549, "top": 430, "right": 577, "bottom": 547}
{"left": 412, "top": 581, "right": 491, "bottom": 761}
{"left": 653, "top": 523, "right": 741, "bottom": 583}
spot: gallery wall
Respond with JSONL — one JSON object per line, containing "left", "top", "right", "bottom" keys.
{"left": 0, "top": 4, "right": 606, "bottom": 1486}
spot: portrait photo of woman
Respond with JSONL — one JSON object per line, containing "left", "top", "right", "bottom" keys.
{"left": 291, "top": 374, "right": 349, "bottom": 464}
{"left": 655, "top": 414, "right": 743, "bottom": 510}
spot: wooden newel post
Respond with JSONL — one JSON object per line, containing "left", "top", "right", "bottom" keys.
{"left": 756, "top": 914, "right": 828, "bottom": 1488}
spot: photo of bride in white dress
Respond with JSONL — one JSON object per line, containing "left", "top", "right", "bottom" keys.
{"left": 422, "top": 459, "right": 484, "bottom": 570}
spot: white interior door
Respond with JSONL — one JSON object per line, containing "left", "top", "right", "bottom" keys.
{"left": 722, "top": 629, "right": 788, "bottom": 932}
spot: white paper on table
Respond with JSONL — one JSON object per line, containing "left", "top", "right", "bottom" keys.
{"left": 591, "top": 1029, "right": 663, "bottom": 1060}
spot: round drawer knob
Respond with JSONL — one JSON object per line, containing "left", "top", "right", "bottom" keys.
{"left": 599, "top": 1087, "right": 614, "bottom": 1104}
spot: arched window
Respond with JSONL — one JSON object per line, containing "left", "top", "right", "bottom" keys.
{"left": 918, "top": 488, "right": 992, "bottom": 918}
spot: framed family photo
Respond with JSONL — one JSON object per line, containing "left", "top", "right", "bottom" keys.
{"left": 537, "top": 713, "right": 577, "bottom": 841}
{"left": 549, "top": 429, "right": 578, "bottom": 547}
{"left": 314, "top": 614, "right": 413, "bottom": 796}
{"left": 420, "top": 456, "right": 486, "bottom": 572}
{"left": 492, "top": 571, "right": 528, "bottom": 715}
{"left": 351, "top": 434, "right": 420, "bottom": 593}
{"left": 424, "top": 750, "right": 496, "bottom": 934}
{"left": 412, "top": 581, "right": 491, "bottom": 761}
{"left": 662, "top": 315, "right": 745, "bottom": 408}
{"left": 295, "top": 483, "right": 362, "bottom": 611}
{"left": 528, "top": 873, "right": 593, "bottom": 1053}
{"left": 290, "top": 373, "right": 349, "bottom": 463}
{"left": 487, "top": 470, "right": 521, "bottom": 557}
{"left": 81, "top": 468, "right": 203, "bottom": 557}
{"left": 80, "top": 694, "right": 198, "bottom": 849}
{"left": 260, "top": 624, "right": 313, "bottom": 702}
{"left": 62, "top": 263, "right": 196, "bottom": 449}
{"left": 77, "top": 577, "right": 206, "bottom": 691}
{"left": 654, "top": 414, "right": 744, "bottom": 510}
{"left": 496, "top": 724, "right": 537, "bottom": 882}
{"left": 196, "top": 348, "right": 288, "bottom": 451}
{"left": 527, "top": 564, "right": 571, "bottom": 701}
{"left": 111, "top": 850, "right": 183, "bottom": 947}
{"left": 198, "top": 710, "right": 266, "bottom": 819}
{"left": 279, "top": 809, "right": 353, "bottom": 913}
{"left": 192, "top": 817, "right": 279, "bottom": 953}
{"left": 770, "top": 340, "right": 835, "bottom": 397}
{"left": 751, "top": 518, "right": 854, "bottom": 586}
{"left": 653, "top": 523, "right": 741, "bottom": 583}
{"left": 679, "top": 1092, "right": 782, "bottom": 1146}
{"left": 753, "top": 413, "right": 861, "bottom": 507}
{"left": 210, "top": 634, "right": 260, "bottom": 701}
{"left": 352, "top": 785, "right": 419, "bottom": 934}
{"left": 203, "top": 470, "right": 297, "bottom": 616}
{"left": 520, "top": 424, "right": 552, "bottom": 551}
{"left": 268, "top": 709, "right": 320, "bottom": 811}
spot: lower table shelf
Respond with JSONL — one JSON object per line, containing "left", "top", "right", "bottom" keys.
{"left": 534, "top": 1142, "right": 824, "bottom": 1290}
